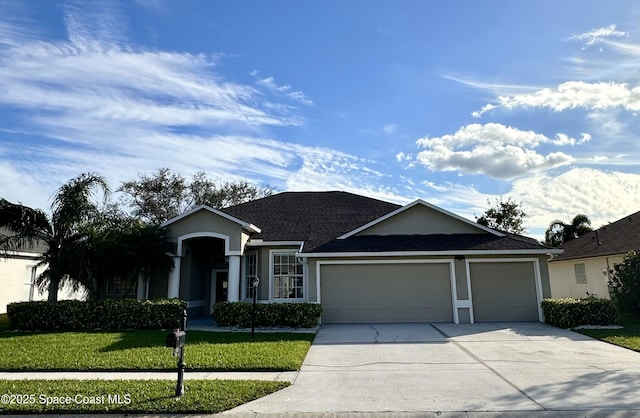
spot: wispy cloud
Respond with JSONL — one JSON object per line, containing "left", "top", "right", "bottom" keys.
{"left": 441, "top": 73, "right": 542, "bottom": 94}
{"left": 252, "top": 71, "right": 314, "bottom": 106}
{"left": 567, "top": 24, "right": 628, "bottom": 47}
{"left": 0, "top": 2, "right": 393, "bottom": 212}
{"left": 414, "top": 123, "right": 581, "bottom": 180}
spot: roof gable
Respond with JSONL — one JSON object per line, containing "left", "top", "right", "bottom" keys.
{"left": 161, "top": 205, "right": 260, "bottom": 233}
{"left": 340, "top": 199, "right": 503, "bottom": 238}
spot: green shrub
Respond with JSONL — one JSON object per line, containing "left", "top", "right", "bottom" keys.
{"left": 0, "top": 313, "right": 9, "bottom": 330}
{"left": 541, "top": 297, "right": 618, "bottom": 328}
{"left": 6, "top": 298, "right": 186, "bottom": 331}
{"left": 609, "top": 250, "right": 640, "bottom": 316}
{"left": 213, "top": 302, "right": 322, "bottom": 328}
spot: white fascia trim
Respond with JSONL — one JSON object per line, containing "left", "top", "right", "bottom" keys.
{"left": 247, "top": 240, "right": 304, "bottom": 248}
{"left": 300, "top": 249, "right": 562, "bottom": 258}
{"left": 177, "top": 231, "right": 242, "bottom": 256}
{"left": 338, "top": 199, "right": 503, "bottom": 239}
{"left": 160, "top": 205, "right": 261, "bottom": 233}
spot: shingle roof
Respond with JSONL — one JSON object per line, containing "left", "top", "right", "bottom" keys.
{"left": 551, "top": 210, "right": 640, "bottom": 262}
{"left": 221, "top": 191, "right": 401, "bottom": 251}
{"left": 309, "top": 233, "right": 553, "bottom": 253}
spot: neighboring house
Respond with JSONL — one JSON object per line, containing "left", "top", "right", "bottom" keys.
{"left": 0, "top": 229, "right": 85, "bottom": 313}
{"left": 548, "top": 210, "right": 640, "bottom": 300}
{"left": 160, "top": 191, "right": 561, "bottom": 324}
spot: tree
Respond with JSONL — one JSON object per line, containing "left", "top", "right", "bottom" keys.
{"left": 475, "top": 196, "right": 527, "bottom": 234}
{"left": 118, "top": 168, "right": 188, "bottom": 226}
{"left": 608, "top": 251, "right": 640, "bottom": 316}
{"left": 119, "top": 168, "right": 275, "bottom": 224}
{"left": 544, "top": 214, "right": 592, "bottom": 247}
{"left": 81, "top": 209, "right": 175, "bottom": 299}
{"left": 0, "top": 173, "right": 109, "bottom": 301}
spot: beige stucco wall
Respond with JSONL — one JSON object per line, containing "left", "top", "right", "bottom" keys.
{"left": 356, "top": 204, "right": 485, "bottom": 236}
{"left": 548, "top": 255, "right": 623, "bottom": 299}
{"left": 0, "top": 255, "right": 85, "bottom": 313}
{"left": 166, "top": 209, "right": 247, "bottom": 254}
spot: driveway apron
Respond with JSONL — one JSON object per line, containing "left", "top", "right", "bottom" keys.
{"left": 227, "top": 322, "right": 640, "bottom": 414}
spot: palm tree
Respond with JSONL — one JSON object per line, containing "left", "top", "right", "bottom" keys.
{"left": 545, "top": 214, "right": 593, "bottom": 247}
{"left": 84, "top": 213, "right": 175, "bottom": 299}
{"left": 0, "top": 173, "right": 109, "bottom": 301}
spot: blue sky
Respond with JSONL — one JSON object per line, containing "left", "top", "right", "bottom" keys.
{"left": 1, "top": 0, "right": 639, "bottom": 239}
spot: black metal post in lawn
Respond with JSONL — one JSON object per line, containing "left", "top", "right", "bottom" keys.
{"left": 251, "top": 276, "right": 260, "bottom": 337}
{"left": 175, "top": 309, "right": 187, "bottom": 397}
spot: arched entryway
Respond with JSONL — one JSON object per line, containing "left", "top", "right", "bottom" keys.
{"left": 179, "top": 237, "right": 227, "bottom": 318}
{"left": 167, "top": 231, "right": 242, "bottom": 318}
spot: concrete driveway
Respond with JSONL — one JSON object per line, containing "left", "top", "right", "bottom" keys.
{"left": 227, "top": 322, "right": 640, "bottom": 415}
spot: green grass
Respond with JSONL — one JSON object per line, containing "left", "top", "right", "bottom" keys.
{"left": 0, "top": 330, "right": 315, "bottom": 371}
{"left": 577, "top": 317, "right": 640, "bottom": 352}
{"left": 0, "top": 379, "right": 289, "bottom": 414}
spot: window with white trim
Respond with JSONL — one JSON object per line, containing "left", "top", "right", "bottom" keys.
{"left": 272, "top": 252, "right": 304, "bottom": 299}
{"left": 245, "top": 251, "right": 258, "bottom": 298}
{"left": 574, "top": 263, "right": 587, "bottom": 284}
{"left": 107, "top": 277, "right": 137, "bottom": 297}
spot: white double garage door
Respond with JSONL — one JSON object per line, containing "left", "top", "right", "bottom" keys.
{"left": 319, "top": 260, "right": 541, "bottom": 323}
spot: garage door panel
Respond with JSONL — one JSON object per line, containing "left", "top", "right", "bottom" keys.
{"left": 321, "top": 263, "right": 452, "bottom": 323}
{"left": 470, "top": 262, "right": 538, "bottom": 322}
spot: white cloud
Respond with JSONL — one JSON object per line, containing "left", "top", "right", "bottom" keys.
{"left": 568, "top": 24, "right": 628, "bottom": 47}
{"left": 551, "top": 132, "right": 591, "bottom": 146}
{"left": 395, "top": 151, "right": 413, "bottom": 162}
{"left": 406, "top": 168, "right": 640, "bottom": 240}
{"left": 474, "top": 81, "right": 640, "bottom": 117}
{"left": 0, "top": 162, "right": 52, "bottom": 210}
{"left": 512, "top": 168, "right": 640, "bottom": 235}
{"left": 414, "top": 123, "right": 578, "bottom": 179}
{"left": 589, "top": 156, "right": 608, "bottom": 162}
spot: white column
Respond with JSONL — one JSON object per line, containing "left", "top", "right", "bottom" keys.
{"left": 227, "top": 255, "right": 240, "bottom": 302}
{"left": 136, "top": 273, "right": 145, "bottom": 300}
{"left": 168, "top": 256, "right": 181, "bottom": 299}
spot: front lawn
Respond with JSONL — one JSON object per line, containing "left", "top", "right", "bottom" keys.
{"left": 0, "top": 330, "right": 314, "bottom": 371}
{"left": 577, "top": 318, "right": 640, "bottom": 352}
{"left": 0, "top": 379, "right": 289, "bottom": 414}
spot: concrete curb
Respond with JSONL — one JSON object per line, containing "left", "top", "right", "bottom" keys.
{"left": 0, "top": 371, "right": 298, "bottom": 382}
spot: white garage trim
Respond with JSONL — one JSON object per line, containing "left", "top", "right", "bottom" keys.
{"left": 465, "top": 257, "right": 544, "bottom": 322}
{"left": 316, "top": 259, "right": 460, "bottom": 323}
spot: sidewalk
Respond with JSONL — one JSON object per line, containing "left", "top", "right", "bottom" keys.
{"left": 186, "top": 317, "right": 319, "bottom": 333}
{"left": 0, "top": 370, "right": 297, "bottom": 382}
